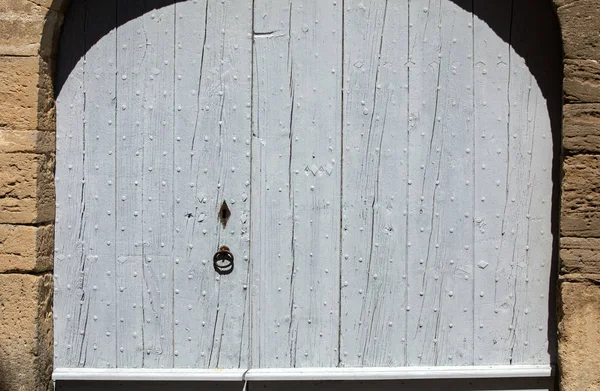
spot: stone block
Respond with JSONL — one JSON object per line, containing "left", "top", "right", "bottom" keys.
{"left": 0, "top": 153, "right": 55, "bottom": 224}
{"left": 0, "top": 224, "right": 53, "bottom": 272}
{"left": 561, "top": 237, "right": 600, "bottom": 276}
{"left": 564, "top": 60, "right": 600, "bottom": 103}
{"left": 0, "top": 56, "right": 40, "bottom": 130}
{"left": 558, "top": 0, "right": 600, "bottom": 60}
{"left": 562, "top": 155, "right": 600, "bottom": 237}
{"left": 0, "top": 129, "right": 55, "bottom": 154}
{"left": 0, "top": 273, "right": 53, "bottom": 391}
{"left": 559, "top": 281, "right": 600, "bottom": 391}
{"left": 563, "top": 104, "right": 600, "bottom": 153}
{"left": 0, "top": 1, "right": 47, "bottom": 57}
{"left": 37, "top": 56, "right": 55, "bottom": 131}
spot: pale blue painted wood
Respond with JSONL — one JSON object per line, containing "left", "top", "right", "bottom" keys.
{"left": 406, "top": 0, "right": 475, "bottom": 366}
{"left": 473, "top": 1, "right": 513, "bottom": 365}
{"left": 54, "top": 0, "right": 556, "bottom": 375}
{"left": 250, "top": 0, "right": 298, "bottom": 369}
{"left": 139, "top": 3, "right": 176, "bottom": 368}
{"left": 497, "top": 1, "right": 553, "bottom": 365}
{"left": 173, "top": 0, "right": 253, "bottom": 368}
{"left": 79, "top": 0, "right": 118, "bottom": 368}
{"left": 54, "top": 0, "right": 87, "bottom": 368}
{"left": 340, "top": 0, "right": 409, "bottom": 367}
{"left": 251, "top": 0, "right": 343, "bottom": 368}
{"left": 114, "top": 2, "right": 147, "bottom": 366}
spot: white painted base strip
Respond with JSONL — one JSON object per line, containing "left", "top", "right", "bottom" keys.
{"left": 53, "top": 365, "right": 552, "bottom": 382}
{"left": 244, "top": 366, "right": 553, "bottom": 381}
{"left": 52, "top": 368, "right": 248, "bottom": 382}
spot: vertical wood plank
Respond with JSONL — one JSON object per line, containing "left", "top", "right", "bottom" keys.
{"left": 139, "top": 1, "right": 175, "bottom": 368}
{"left": 407, "top": 0, "right": 474, "bottom": 366}
{"left": 473, "top": 0, "right": 512, "bottom": 365}
{"left": 173, "top": 0, "right": 253, "bottom": 368}
{"left": 79, "top": 0, "right": 118, "bottom": 368}
{"left": 54, "top": 0, "right": 87, "bottom": 368}
{"left": 340, "top": 0, "right": 409, "bottom": 367}
{"left": 115, "top": 0, "right": 151, "bottom": 368}
{"left": 251, "top": 0, "right": 343, "bottom": 368}
{"left": 503, "top": 0, "right": 553, "bottom": 365}
{"left": 473, "top": 0, "right": 554, "bottom": 365}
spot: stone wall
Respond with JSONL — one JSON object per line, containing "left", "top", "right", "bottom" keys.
{"left": 559, "top": 1, "right": 600, "bottom": 390}
{"left": 0, "top": 0, "right": 598, "bottom": 390}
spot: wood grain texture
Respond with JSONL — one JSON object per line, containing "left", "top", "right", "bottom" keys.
{"left": 139, "top": 2, "right": 175, "bottom": 368}
{"left": 473, "top": 0, "right": 512, "bottom": 365}
{"left": 173, "top": 0, "right": 253, "bottom": 368}
{"left": 79, "top": 0, "right": 118, "bottom": 368}
{"left": 115, "top": 0, "right": 153, "bottom": 368}
{"left": 340, "top": 0, "right": 409, "bottom": 367}
{"left": 251, "top": 0, "right": 343, "bottom": 368}
{"left": 54, "top": 0, "right": 555, "bottom": 373}
{"left": 406, "top": 0, "right": 475, "bottom": 366}
{"left": 54, "top": 0, "right": 87, "bottom": 368}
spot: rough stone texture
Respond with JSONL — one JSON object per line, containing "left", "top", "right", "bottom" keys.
{"left": 0, "top": 130, "right": 55, "bottom": 154}
{"left": 564, "top": 60, "right": 600, "bottom": 103}
{"left": 0, "top": 153, "right": 55, "bottom": 224}
{"left": 563, "top": 104, "right": 600, "bottom": 154}
{"left": 558, "top": 0, "right": 600, "bottom": 60}
{"left": 562, "top": 155, "right": 600, "bottom": 237}
{"left": 37, "top": 56, "right": 56, "bottom": 132}
{"left": 559, "top": 281, "right": 600, "bottom": 391}
{"left": 0, "top": 0, "right": 47, "bottom": 57}
{"left": 561, "top": 237, "right": 600, "bottom": 277}
{"left": 0, "top": 56, "right": 41, "bottom": 130}
{"left": 0, "top": 273, "right": 53, "bottom": 391}
{"left": 0, "top": 224, "right": 53, "bottom": 273}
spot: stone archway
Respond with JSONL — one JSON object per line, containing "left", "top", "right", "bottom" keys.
{"left": 1, "top": 0, "right": 599, "bottom": 390}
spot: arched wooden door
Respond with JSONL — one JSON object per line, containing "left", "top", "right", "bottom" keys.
{"left": 54, "top": 0, "right": 559, "bottom": 382}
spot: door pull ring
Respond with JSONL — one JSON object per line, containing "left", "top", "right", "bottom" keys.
{"left": 213, "top": 245, "right": 234, "bottom": 275}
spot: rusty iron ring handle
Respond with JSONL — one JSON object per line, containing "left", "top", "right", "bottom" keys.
{"left": 213, "top": 245, "right": 234, "bottom": 275}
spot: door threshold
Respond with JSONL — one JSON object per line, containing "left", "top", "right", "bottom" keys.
{"left": 53, "top": 365, "right": 553, "bottom": 382}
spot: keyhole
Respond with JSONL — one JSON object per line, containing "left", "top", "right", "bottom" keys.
{"left": 218, "top": 201, "right": 231, "bottom": 228}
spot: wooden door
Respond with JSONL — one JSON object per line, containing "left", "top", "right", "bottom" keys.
{"left": 54, "top": 0, "right": 559, "bottom": 376}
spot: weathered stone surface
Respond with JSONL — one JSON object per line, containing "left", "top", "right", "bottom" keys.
{"left": 561, "top": 237, "right": 600, "bottom": 276}
{"left": 558, "top": 0, "right": 600, "bottom": 60}
{"left": 563, "top": 104, "right": 600, "bottom": 153}
{"left": 0, "top": 153, "right": 55, "bottom": 224}
{"left": 554, "top": 0, "right": 579, "bottom": 8}
{"left": 564, "top": 60, "right": 600, "bottom": 103}
{"left": 0, "top": 129, "right": 55, "bottom": 153}
{"left": 0, "top": 56, "right": 40, "bottom": 130}
{"left": 0, "top": 1, "right": 47, "bottom": 57}
{"left": 0, "top": 273, "right": 53, "bottom": 391}
{"left": 0, "top": 224, "right": 53, "bottom": 273}
{"left": 562, "top": 155, "right": 600, "bottom": 237}
{"left": 559, "top": 281, "right": 600, "bottom": 391}
{"left": 37, "top": 57, "right": 55, "bottom": 131}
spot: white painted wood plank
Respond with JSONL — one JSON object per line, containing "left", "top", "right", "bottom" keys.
{"left": 406, "top": 0, "right": 474, "bottom": 366}
{"left": 473, "top": 1, "right": 512, "bottom": 365}
{"left": 115, "top": 1, "right": 151, "bottom": 368}
{"left": 251, "top": 0, "right": 343, "bottom": 368}
{"left": 473, "top": 0, "right": 554, "bottom": 366}
{"left": 78, "top": 0, "right": 118, "bottom": 368}
{"left": 137, "top": 2, "right": 175, "bottom": 368}
{"left": 53, "top": 364, "right": 552, "bottom": 381}
{"left": 173, "top": 0, "right": 253, "bottom": 368}
{"left": 503, "top": 0, "right": 554, "bottom": 365}
{"left": 54, "top": 0, "right": 87, "bottom": 368}
{"left": 340, "top": 0, "right": 409, "bottom": 367}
